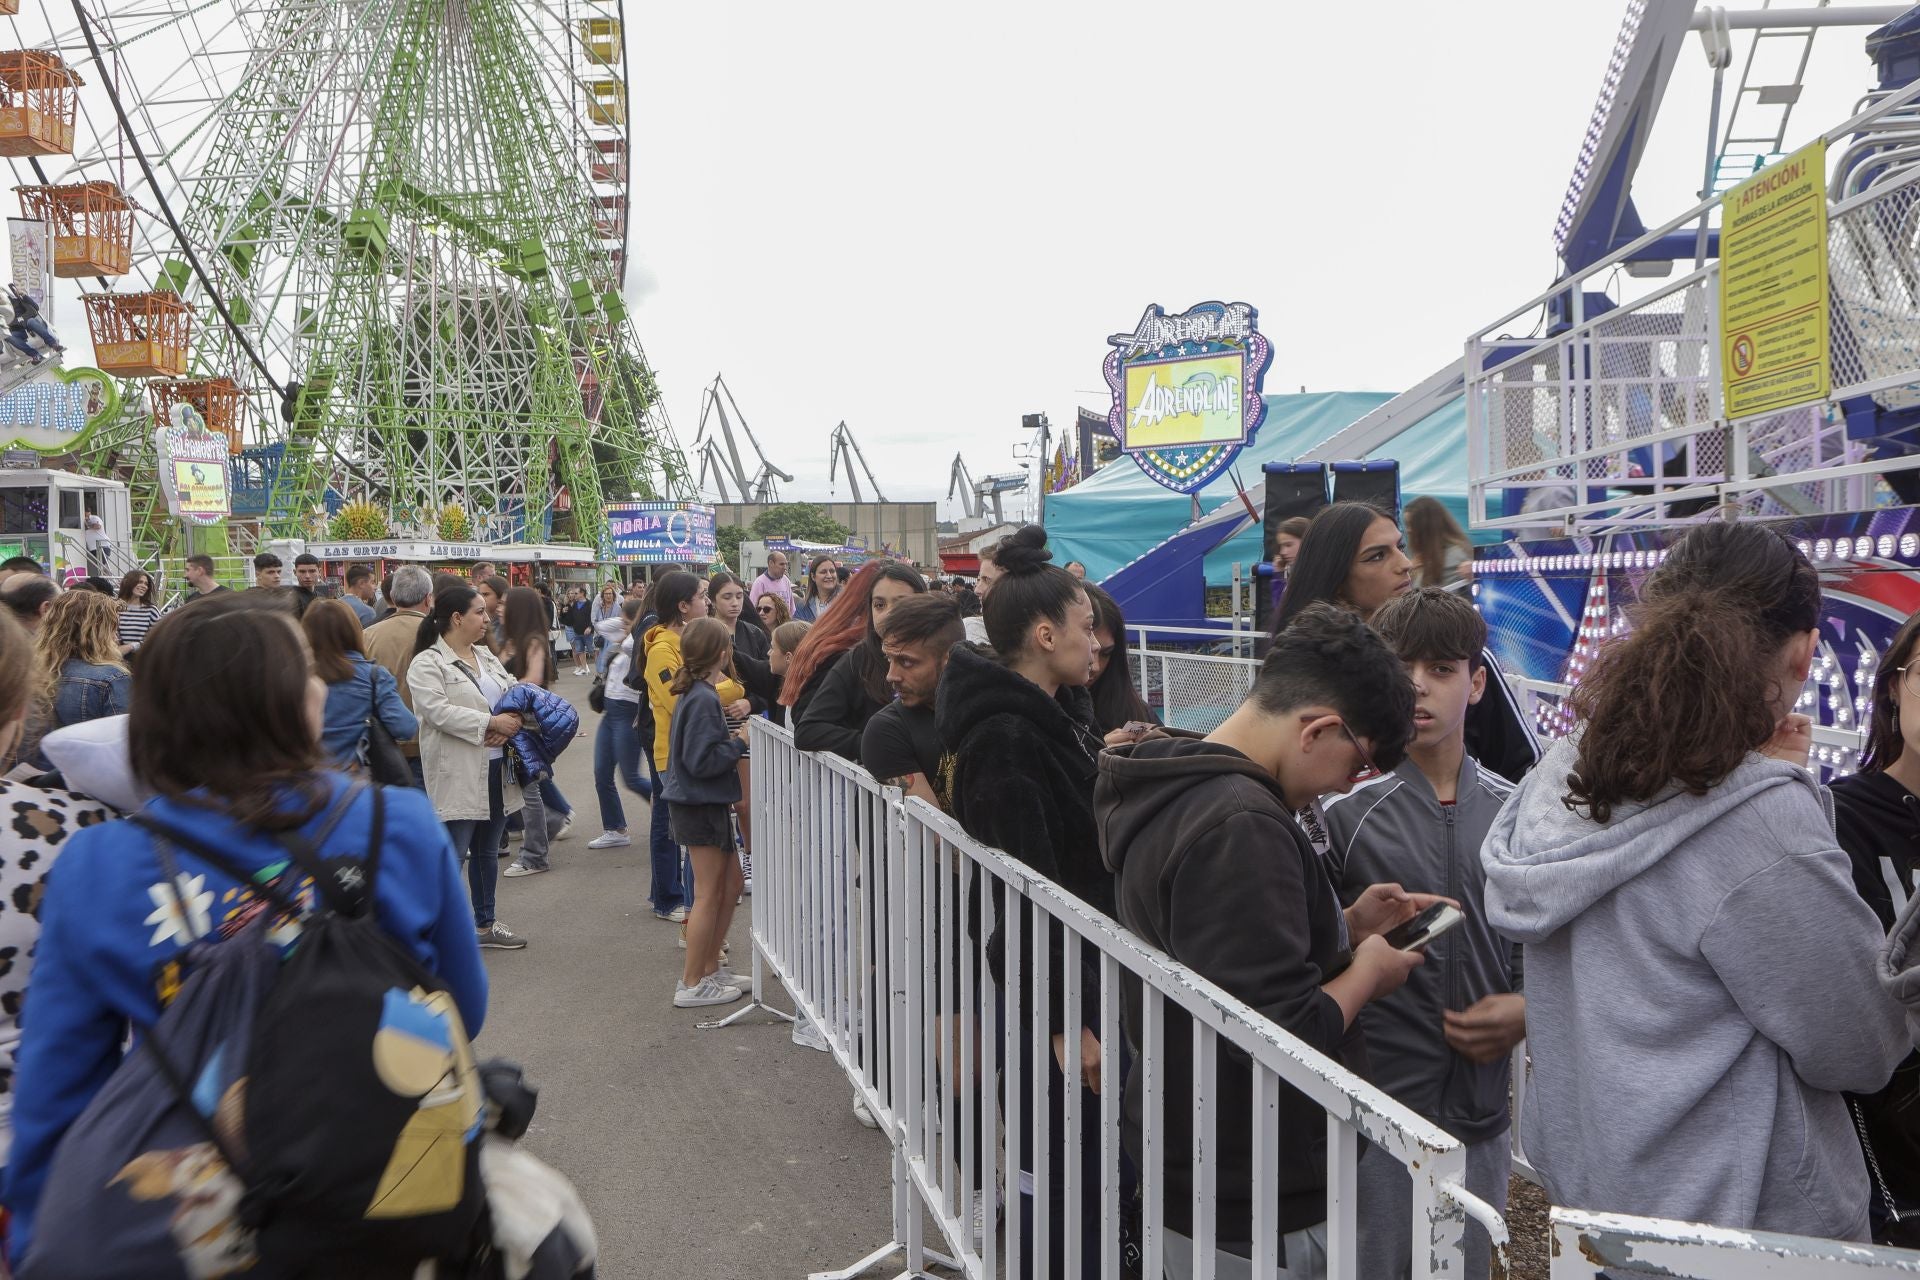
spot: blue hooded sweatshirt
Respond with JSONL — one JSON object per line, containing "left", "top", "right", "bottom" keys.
{"left": 1481, "top": 736, "right": 1908, "bottom": 1240}
{"left": 3, "top": 774, "right": 486, "bottom": 1260}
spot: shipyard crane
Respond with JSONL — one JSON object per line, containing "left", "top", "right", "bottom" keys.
{"left": 948, "top": 452, "right": 1027, "bottom": 524}
{"left": 828, "top": 421, "right": 887, "bottom": 503}
{"left": 694, "top": 374, "right": 794, "bottom": 504}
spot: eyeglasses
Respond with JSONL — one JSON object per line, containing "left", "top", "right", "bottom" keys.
{"left": 757, "top": 604, "right": 776, "bottom": 615}
{"left": 1901, "top": 665, "right": 1920, "bottom": 699}
{"left": 1334, "top": 719, "right": 1382, "bottom": 784}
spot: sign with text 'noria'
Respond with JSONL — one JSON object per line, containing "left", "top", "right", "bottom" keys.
{"left": 604, "top": 501, "right": 717, "bottom": 564}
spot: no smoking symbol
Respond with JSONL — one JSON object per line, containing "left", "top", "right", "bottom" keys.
{"left": 1730, "top": 333, "right": 1756, "bottom": 378}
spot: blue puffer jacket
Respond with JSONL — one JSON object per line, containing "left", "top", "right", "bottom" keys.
{"left": 492, "top": 682, "right": 580, "bottom": 781}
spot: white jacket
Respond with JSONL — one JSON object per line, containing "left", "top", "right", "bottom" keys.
{"left": 407, "top": 637, "right": 524, "bottom": 822}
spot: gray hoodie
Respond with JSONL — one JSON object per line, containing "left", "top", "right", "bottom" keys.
{"left": 1481, "top": 736, "right": 1908, "bottom": 1240}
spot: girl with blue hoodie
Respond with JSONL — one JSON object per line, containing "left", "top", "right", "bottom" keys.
{"left": 2, "top": 596, "right": 487, "bottom": 1263}
{"left": 662, "top": 616, "right": 749, "bottom": 1009}
{"left": 1481, "top": 522, "right": 1908, "bottom": 1241}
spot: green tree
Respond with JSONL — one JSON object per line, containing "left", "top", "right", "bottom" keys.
{"left": 749, "top": 503, "right": 850, "bottom": 545}
{"left": 716, "top": 503, "right": 851, "bottom": 569}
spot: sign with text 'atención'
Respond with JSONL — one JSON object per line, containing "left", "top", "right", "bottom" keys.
{"left": 1104, "top": 301, "right": 1271, "bottom": 494}
{"left": 1719, "top": 139, "right": 1829, "bottom": 421}
{"left": 604, "top": 501, "right": 717, "bottom": 564}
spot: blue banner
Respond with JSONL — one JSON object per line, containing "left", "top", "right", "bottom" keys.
{"left": 604, "top": 502, "right": 717, "bottom": 565}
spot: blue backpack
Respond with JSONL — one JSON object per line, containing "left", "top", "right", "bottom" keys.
{"left": 22, "top": 786, "right": 487, "bottom": 1277}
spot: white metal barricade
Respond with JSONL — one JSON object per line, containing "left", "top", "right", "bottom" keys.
{"left": 742, "top": 718, "right": 1509, "bottom": 1279}
{"left": 1549, "top": 1208, "right": 1920, "bottom": 1278}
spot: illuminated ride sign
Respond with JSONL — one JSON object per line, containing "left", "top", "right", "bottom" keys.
{"left": 1103, "top": 300, "right": 1271, "bottom": 494}
{"left": 603, "top": 501, "right": 717, "bottom": 564}
{"left": 154, "top": 401, "right": 231, "bottom": 524}
{"left": 0, "top": 364, "right": 119, "bottom": 454}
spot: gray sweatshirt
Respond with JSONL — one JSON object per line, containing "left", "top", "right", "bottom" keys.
{"left": 1480, "top": 736, "right": 1908, "bottom": 1240}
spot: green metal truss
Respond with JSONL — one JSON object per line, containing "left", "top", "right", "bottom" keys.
{"left": 64, "top": 0, "right": 688, "bottom": 555}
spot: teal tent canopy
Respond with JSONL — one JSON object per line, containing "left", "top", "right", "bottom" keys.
{"left": 1044, "top": 391, "right": 1476, "bottom": 587}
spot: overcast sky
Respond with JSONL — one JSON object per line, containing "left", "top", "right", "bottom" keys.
{"left": 625, "top": 0, "right": 1893, "bottom": 518}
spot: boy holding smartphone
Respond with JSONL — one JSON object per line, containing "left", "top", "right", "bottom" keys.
{"left": 1321, "top": 586, "right": 1525, "bottom": 1279}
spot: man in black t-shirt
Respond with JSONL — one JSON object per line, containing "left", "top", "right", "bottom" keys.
{"left": 861, "top": 592, "right": 965, "bottom": 808}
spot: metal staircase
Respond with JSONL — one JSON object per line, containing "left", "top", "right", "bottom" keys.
{"left": 1710, "top": 0, "right": 1828, "bottom": 193}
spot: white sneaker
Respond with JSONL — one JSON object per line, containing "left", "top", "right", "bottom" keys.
{"left": 674, "top": 975, "right": 743, "bottom": 1008}
{"left": 586, "top": 830, "right": 630, "bottom": 849}
{"left": 743, "top": 876, "right": 754, "bottom": 896}
{"left": 667, "top": 905, "right": 689, "bottom": 923}
{"left": 553, "top": 815, "right": 574, "bottom": 842}
{"left": 852, "top": 1091, "right": 879, "bottom": 1129}
{"left": 792, "top": 1014, "right": 831, "bottom": 1052}
{"left": 714, "top": 965, "right": 747, "bottom": 991}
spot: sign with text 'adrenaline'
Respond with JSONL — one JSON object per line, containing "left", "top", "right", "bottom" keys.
{"left": 1104, "top": 301, "right": 1271, "bottom": 493}
{"left": 1719, "top": 139, "right": 1829, "bottom": 420}
{"left": 604, "top": 501, "right": 717, "bottom": 564}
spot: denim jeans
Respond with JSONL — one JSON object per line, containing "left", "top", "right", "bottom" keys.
{"left": 647, "top": 757, "right": 689, "bottom": 914}
{"left": 567, "top": 629, "right": 594, "bottom": 665}
{"left": 444, "top": 757, "right": 508, "bottom": 928}
{"left": 594, "top": 697, "right": 651, "bottom": 830}
{"left": 515, "top": 769, "right": 568, "bottom": 868}
{"left": 19, "top": 318, "right": 57, "bottom": 349}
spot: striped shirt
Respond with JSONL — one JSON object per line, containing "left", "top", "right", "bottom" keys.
{"left": 116, "top": 603, "right": 160, "bottom": 650}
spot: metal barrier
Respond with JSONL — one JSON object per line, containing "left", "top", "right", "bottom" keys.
{"left": 1548, "top": 1208, "right": 1920, "bottom": 1278}
{"left": 1130, "top": 647, "right": 1260, "bottom": 734}
{"left": 737, "top": 718, "right": 1509, "bottom": 1279}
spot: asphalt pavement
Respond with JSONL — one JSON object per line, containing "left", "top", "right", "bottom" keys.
{"left": 470, "top": 672, "right": 898, "bottom": 1278}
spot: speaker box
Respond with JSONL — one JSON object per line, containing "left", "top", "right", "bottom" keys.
{"left": 1258, "top": 464, "right": 1328, "bottom": 633}
{"left": 1330, "top": 460, "right": 1401, "bottom": 517}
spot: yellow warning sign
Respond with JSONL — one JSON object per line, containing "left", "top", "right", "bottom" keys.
{"left": 1719, "top": 139, "right": 1829, "bottom": 420}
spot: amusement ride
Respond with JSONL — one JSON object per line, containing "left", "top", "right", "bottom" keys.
{"left": 0, "top": 0, "right": 689, "bottom": 568}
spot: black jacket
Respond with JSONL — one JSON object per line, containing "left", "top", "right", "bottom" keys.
{"left": 561, "top": 598, "right": 592, "bottom": 633}
{"left": 731, "top": 617, "right": 778, "bottom": 715}
{"left": 1829, "top": 771, "right": 1920, "bottom": 1240}
{"left": 1096, "top": 736, "right": 1366, "bottom": 1241}
{"left": 936, "top": 644, "right": 1110, "bottom": 1030}
{"left": 795, "top": 644, "right": 888, "bottom": 762}
{"left": 1463, "top": 647, "right": 1540, "bottom": 783}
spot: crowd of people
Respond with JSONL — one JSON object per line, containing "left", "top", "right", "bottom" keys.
{"left": 4, "top": 498, "right": 1920, "bottom": 1278}
{"left": 749, "top": 507, "right": 1920, "bottom": 1279}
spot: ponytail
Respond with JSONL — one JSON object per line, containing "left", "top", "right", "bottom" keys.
{"left": 670, "top": 617, "right": 735, "bottom": 697}
{"left": 1565, "top": 524, "right": 1819, "bottom": 823}
{"left": 414, "top": 584, "right": 479, "bottom": 657}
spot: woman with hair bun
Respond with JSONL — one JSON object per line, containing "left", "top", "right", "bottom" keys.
{"left": 934, "top": 523, "right": 1110, "bottom": 1276}
{"left": 1482, "top": 521, "right": 1908, "bottom": 1241}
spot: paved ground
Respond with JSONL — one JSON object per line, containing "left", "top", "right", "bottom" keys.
{"left": 469, "top": 674, "right": 898, "bottom": 1279}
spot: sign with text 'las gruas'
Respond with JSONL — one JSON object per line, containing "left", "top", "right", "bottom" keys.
{"left": 1104, "top": 301, "right": 1271, "bottom": 493}
{"left": 1719, "top": 139, "right": 1829, "bottom": 420}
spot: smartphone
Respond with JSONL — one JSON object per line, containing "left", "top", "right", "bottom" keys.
{"left": 1121, "top": 720, "right": 1156, "bottom": 740}
{"left": 1381, "top": 903, "right": 1465, "bottom": 951}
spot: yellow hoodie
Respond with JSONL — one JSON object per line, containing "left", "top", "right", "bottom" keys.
{"left": 642, "top": 624, "right": 745, "bottom": 772}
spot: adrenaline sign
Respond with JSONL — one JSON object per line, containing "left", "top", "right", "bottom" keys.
{"left": 1104, "top": 301, "right": 1271, "bottom": 494}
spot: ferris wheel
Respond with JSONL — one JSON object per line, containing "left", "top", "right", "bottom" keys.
{"left": 0, "top": 0, "right": 688, "bottom": 553}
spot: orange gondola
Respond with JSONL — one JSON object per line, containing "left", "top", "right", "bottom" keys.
{"left": 83, "top": 292, "right": 191, "bottom": 378}
{"left": 149, "top": 376, "right": 248, "bottom": 452}
{"left": 0, "top": 52, "right": 80, "bottom": 157}
{"left": 16, "top": 182, "right": 132, "bottom": 276}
